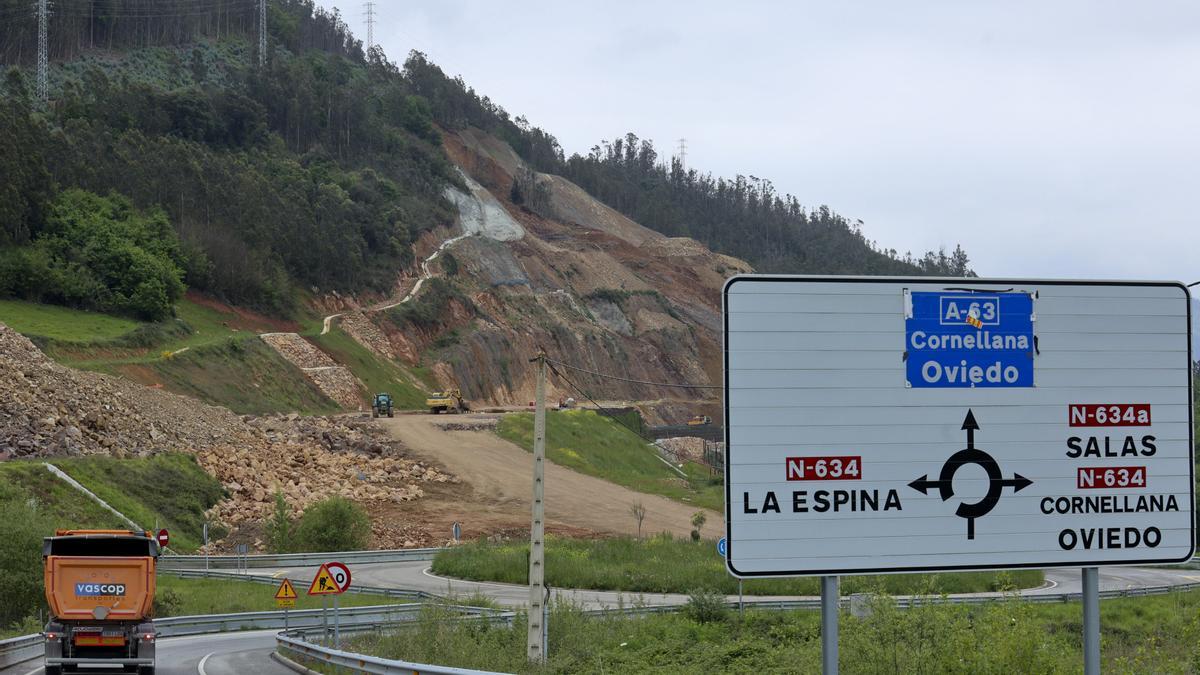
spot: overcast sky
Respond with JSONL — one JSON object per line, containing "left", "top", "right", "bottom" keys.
{"left": 330, "top": 1, "right": 1198, "bottom": 335}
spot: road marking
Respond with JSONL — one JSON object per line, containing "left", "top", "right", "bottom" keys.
{"left": 21, "top": 666, "right": 44, "bottom": 675}
{"left": 198, "top": 651, "right": 214, "bottom": 675}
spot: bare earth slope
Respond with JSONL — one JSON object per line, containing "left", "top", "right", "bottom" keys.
{"left": 379, "top": 414, "right": 724, "bottom": 539}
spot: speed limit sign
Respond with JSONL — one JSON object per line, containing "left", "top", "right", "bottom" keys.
{"left": 325, "top": 561, "right": 352, "bottom": 593}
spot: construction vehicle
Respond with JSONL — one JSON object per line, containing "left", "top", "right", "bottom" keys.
{"left": 426, "top": 389, "right": 468, "bottom": 414}
{"left": 42, "top": 529, "right": 159, "bottom": 675}
{"left": 372, "top": 392, "right": 394, "bottom": 418}
{"left": 687, "top": 415, "right": 712, "bottom": 426}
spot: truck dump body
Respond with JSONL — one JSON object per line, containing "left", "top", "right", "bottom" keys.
{"left": 42, "top": 531, "right": 159, "bottom": 674}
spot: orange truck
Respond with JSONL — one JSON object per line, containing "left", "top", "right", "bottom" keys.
{"left": 42, "top": 529, "right": 159, "bottom": 675}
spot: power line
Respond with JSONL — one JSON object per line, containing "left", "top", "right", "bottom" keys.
{"left": 544, "top": 361, "right": 653, "bottom": 441}
{"left": 543, "top": 357, "right": 721, "bottom": 390}
{"left": 363, "top": 1, "right": 376, "bottom": 52}
{"left": 36, "top": 0, "right": 49, "bottom": 102}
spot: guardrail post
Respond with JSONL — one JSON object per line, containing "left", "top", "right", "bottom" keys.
{"left": 1082, "top": 567, "right": 1100, "bottom": 675}
{"left": 821, "top": 575, "right": 839, "bottom": 675}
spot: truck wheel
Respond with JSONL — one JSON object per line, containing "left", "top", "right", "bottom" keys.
{"left": 387, "top": 410, "right": 393, "bottom": 417}
{"left": 372, "top": 409, "right": 379, "bottom": 418}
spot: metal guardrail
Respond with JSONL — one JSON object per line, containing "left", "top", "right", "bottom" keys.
{"left": 277, "top": 633, "right": 504, "bottom": 675}
{"left": 157, "top": 547, "right": 445, "bottom": 571}
{"left": 0, "top": 634, "right": 43, "bottom": 669}
{"left": 161, "top": 569, "right": 434, "bottom": 601}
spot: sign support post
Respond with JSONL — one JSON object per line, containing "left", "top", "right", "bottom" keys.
{"left": 333, "top": 595, "right": 340, "bottom": 650}
{"left": 527, "top": 352, "right": 548, "bottom": 663}
{"left": 821, "top": 576, "right": 839, "bottom": 675}
{"left": 1082, "top": 567, "right": 1100, "bottom": 675}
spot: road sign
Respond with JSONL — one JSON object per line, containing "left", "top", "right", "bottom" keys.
{"left": 307, "top": 564, "right": 342, "bottom": 595}
{"left": 723, "top": 276, "right": 1194, "bottom": 577}
{"left": 275, "top": 578, "right": 298, "bottom": 600}
{"left": 325, "top": 562, "right": 352, "bottom": 593}
{"left": 156, "top": 529, "right": 169, "bottom": 548}
{"left": 717, "top": 537, "right": 727, "bottom": 557}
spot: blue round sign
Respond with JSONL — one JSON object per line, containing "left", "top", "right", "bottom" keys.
{"left": 717, "top": 537, "right": 727, "bottom": 557}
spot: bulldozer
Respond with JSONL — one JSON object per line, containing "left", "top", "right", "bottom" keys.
{"left": 426, "top": 389, "right": 468, "bottom": 414}
{"left": 372, "top": 392, "right": 393, "bottom": 418}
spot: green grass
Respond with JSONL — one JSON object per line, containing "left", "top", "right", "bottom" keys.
{"left": 47, "top": 454, "right": 227, "bottom": 552}
{"left": 342, "top": 589, "right": 1200, "bottom": 674}
{"left": 498, "top": 410, "right": 723, "bottom": 511}
{"left": 0, "top": 462, "right": 129, "bottom": 530}
{"left": 309, "top": 327, "right": 428, "bottom": 410}
{"left": 138, "top": 337, "right": 340, "bottom": 414}
{"left": 154, "top": 574, "right": 406, "bottom": 616}
{"left": 0, "top": 299, "right": 141, "bottom": 342}
{"left": 432, "top": 535, "right": 1043, "bottom": 596}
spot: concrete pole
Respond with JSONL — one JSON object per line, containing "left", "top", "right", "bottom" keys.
{"left": 1082, "top": 567, "right": 1100, "bottom": 675}
{"left": 821, "top": 575, "right": 839, "bottom": 675}
{"left": 527, "top": 353, "right": 548, "bottom": 663}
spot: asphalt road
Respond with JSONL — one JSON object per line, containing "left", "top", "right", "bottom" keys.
{"left": 2, "top": 630, "right": 291, "bottom": 675}
{"left": 260, "top": 560, "right": 1200, "bottom": 609}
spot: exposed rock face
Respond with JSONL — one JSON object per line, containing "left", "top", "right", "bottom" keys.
{"left": 260, "top": 333, "right": 337, "bottom": 368}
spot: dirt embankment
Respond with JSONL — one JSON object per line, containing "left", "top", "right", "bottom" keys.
{"left": 376, "top": 414, "right": 724, "bottom": 540}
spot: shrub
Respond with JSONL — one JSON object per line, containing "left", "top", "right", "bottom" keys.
{"left": 152, "top": 587, "right": 183, "bottom": 618}
{"left": 265, "top": 490, "right": 294, "bottom": 553}
{"left": 684, "top": 588, "right": 727, "bottom": 624}
{"left": 290, "top": 497, "right": 371, "bottom": 552}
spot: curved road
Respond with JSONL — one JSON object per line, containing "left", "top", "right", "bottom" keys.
{"left": 1, "top": 629, "right": 289, "bottom": 675}
{"left": 260, "top": 560, "right": 1200, "bottom": 609}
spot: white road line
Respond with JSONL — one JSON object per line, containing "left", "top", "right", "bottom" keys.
{"left": 197, "top": 651, "right": 214, "bottom": 675}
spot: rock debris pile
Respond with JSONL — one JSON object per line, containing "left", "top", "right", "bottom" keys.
{"left": 1, "top": 323, "right": 455, "bottom": 548}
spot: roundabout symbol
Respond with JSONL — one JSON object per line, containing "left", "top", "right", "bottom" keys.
{"left": 908, "top": 409, "right": 1033, "bottom": 540}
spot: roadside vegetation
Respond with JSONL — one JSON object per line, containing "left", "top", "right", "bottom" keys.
{"left": 153, "top": 575, "right": 400, "bottom": 617}
{"left": 48, "top": 454, "right": 226, "bottom": 551}
{"left": 339, "top": 588, "right": 1200, "bottom": 673}
{"left": 497, "top": 410, "right": 722, "bottom": 512}
{"left": 431, "top": 536, "right": 1043, "bottom": 596}
{"left": 265, "top": 494, "right": 372, "bottom": 554}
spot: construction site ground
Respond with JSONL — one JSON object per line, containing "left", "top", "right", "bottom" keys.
{"left": 376, "top": 412, "right": 725, "bottom": 543}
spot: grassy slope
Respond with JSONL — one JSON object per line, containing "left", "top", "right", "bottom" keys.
{"left": 498, "top": 410, "right": 723, "bottom": 511}
{"left": 0, "top": 462, "right": 128, "bottom": 530}
{"left": 44, "top": 454, "right": 226, "bottom": 551}
{"left": 345, "top": 588, "right": 1200, "bottom": 674}
{"left": 0, "top": 299, "right": 140, "bottom": 341}
{"left": 309, "top": 326, "right": 427, "bottom": 410}
{"left": 432, "top": 536, "right": 1042, "bottom": 596}
{"left": 137, "top": 338, "right": 338, "bottom": 415}
{"left": 3, "top": 297, "right": 338, "bottom": 414}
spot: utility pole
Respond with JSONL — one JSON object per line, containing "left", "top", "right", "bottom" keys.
{"left": 36, "top": 0, "right": 49, "bottom": 101}
{"left": 527, "top": 352, "right": 548, "bottom": 663}
{"left": 258, "top": 0, "right": 267, "bottom": 67}
{"left": 363, "top": 2, "right": 376, "bottom": 52}
{"left": 677, "top": 138, "right": 687, "bottom": 171}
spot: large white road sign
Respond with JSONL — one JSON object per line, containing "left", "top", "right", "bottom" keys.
{"left": 723, "top": 277, "right": 1194, "bottom": 576}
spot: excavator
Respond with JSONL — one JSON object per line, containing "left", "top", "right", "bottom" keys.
{"left": 426, "top": 389, "right": 468, "bottom": 414}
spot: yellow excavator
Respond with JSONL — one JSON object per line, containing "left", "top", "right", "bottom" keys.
{"left": 426, "top": 389, "right": 468, "bottom": 414}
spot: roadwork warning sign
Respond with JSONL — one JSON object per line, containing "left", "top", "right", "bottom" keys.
{"left": 275, "top": 578, "right": 298, "bottom": 608}
{"left": 307, "top": 564, "right": 341, "bottom": 595}
{"left": 723, "top": 276, "right": 1194, "bottom": 576}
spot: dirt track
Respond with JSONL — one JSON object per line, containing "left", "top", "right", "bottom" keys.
{"left": 379, "top": 414, "right": 724, "bottom": 539}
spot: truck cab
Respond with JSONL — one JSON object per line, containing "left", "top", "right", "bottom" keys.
{"left": 42, "top": 530, "right": 159, "bottom": 675}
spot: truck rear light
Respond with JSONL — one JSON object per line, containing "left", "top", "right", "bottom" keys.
{"left": 44, "top": 632, "right": 59, "bottom": 641}
{"left": 141, "top": 633, "right": 155, "bottom": 641}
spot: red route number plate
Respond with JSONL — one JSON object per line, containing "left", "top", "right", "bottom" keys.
{"left": 1077, "top": 466, "right": 1147, "bottom": 489}
{"left": 785, "top": 456, "right": 861, "bottom": 481}
{"left": 1069, "top": 404, "right": 1151, "bottom": 427}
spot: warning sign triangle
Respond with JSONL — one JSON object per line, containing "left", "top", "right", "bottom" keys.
{"left": 307, "top": 564, "right": 339, "bottom": 595}
{"left": 274, "top": 578, "right": 298, "bottom": 600}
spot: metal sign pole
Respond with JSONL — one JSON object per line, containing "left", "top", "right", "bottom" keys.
{"left": 203, "top": 523, "right": 208, "bottom": 572}
{"left": 334, "top": 595, "right": 340, "bottom": 650}
{"left": 738, "top": 579, "right": 744, "bottom": 615}
{"left": 821, "top": 576, "right": 839, "bottom": 675}
{"left": 1082, "top": 567, "right": 1100, "bottom": 675}
{"left": 527, "top": 353, "right": 548, "bottom": 663}
{"left": 323, "top": 595, "right": 329, "bottom": 644}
